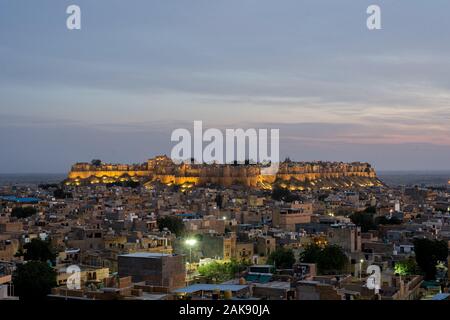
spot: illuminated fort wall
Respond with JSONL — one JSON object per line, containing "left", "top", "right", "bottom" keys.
{"left": 67, "top": 156, "right": 382, "bottom": 188}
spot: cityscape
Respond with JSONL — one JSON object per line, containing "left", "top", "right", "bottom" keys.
{"left": 0, "top": 156, "right": 449, "bottom": 301}
{"left": 1, "top": 1, "right": 450, "bottom": 313}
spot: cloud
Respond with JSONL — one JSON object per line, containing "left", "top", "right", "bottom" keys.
{"left": 1, "top": 0, "right": 450, "bottom": 171}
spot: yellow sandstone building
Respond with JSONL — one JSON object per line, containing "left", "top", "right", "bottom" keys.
{"left": 66, "top": 155, "right": 382, "bottom": 190}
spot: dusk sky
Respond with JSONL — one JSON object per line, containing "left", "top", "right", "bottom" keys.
{"left": 1, "top": 0, "right": 450, "bottom": 173}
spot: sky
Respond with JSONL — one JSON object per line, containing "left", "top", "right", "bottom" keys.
{"left": 1, "top": 0, "right": 450, "bottom": 173}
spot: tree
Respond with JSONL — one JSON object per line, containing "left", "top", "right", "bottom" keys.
{"left": 267, "top": 247, "right": 296, "bottom": 269}
{"left": 351, "top": 205, "right": 402, "bottom": 232}
{"left": 157, "top": 216, "right": 185, "bottom": 236}
{"left": 350, "top": 206, "right": 381, "bottom": 232}
{"left": 319, "top": 245, "right": 348, "bottom": 274}
{"left": 394, "top": 257, "right": 417, "bottom": 276}
{"left": 106, "top": 181, "right": 140, "bottom": 188}
{"left": 38, "top": 183, "right": 59, "bottom": 190}
{"left": 271, "top": 185, "right": 301, "bottom": 202}
{"left": 375, "top": 216, "right": 402, "bottom": 225}
{"left": 363, "top": 206, "right": 377, "bottom": 214}
{"left": 198, "top": 261, "right": 228, "bottom": 282}
{"left": 13, "top": 261, "right": 57, "bottom": 300}
{"left": 336, "top": 207, "right": 355, "bottom": 217}
{"left": 53, "top": 188, "right": 72, "bottom": 199}
{"left": 349, "top": 211, "right": 376, "bottom": 232}
{"left": 22, "top": 239, "right": 56, "bottom": 264}
{"left": 300, "top": 244, "right": 348, "bottom": 275}
{"left": 91, "top": 159, "right": 102, "bottom": 166}
{"left": 299, "top": 243, "right": 322, "bottom": 264}
{"left": 11, "top": 206, "right": 37, "bottom": 219}
{"left": 413, "top": 238, "right": 448, "bottom": 280}
{"left": 215, "top": 194, "right": 224, "bottom": 209}
{"left": 198, "top": 260, "right": 250, "bottom": 283}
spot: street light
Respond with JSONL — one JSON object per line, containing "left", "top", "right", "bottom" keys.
{"left": 185, "top": 238, "right": 197, "bottom": 263}
{"left": 185, "top": 238, "right": 198, "bottom": 286}
{"left": 359, "top": 259, "right": 364, "bottom": 280}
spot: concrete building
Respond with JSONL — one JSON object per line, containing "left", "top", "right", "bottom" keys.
{"left": 327, "top": 224, "right": 361, "bottom": 253}
{"left": 235, "top": 242, "right": 254, "bottom": 262}
{"left": 296, "top": 280, "right": 344, "bottom": 300}
{"left": 256, "top": 236, "right": 276, "bottom": 257}
{"left": 200, "top": 233, "right": 236, "bottom": 261}
{"left": 118, "top": 252, "right": 185, "bottom": 290}
{"left": 273, "top": 204, "right": 313, "bottom": 232}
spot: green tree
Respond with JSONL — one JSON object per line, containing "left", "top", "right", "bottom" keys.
{"left": 394, "top": 257, "right": 417, "bottom": 276}
{"left": 349, "top": 211, "right": 376, "bottom": 232}
{"left": 23, "top": 238, "right": 57, "bottom": 264}
{"left": 91, "top": 159, "right": 102, "bottom": 166}
{"left": 336, "top": 207, "right": 355, "bottom": 217}
{"left": 413, "top": 238, "right": 448, "bottom": 280}
{"left": 267, "top": 247, "right": 296, "bottom": 269}
{"left": 319, "top": 245, "right": 348, "bottom": 274}
{"left": 53, "top": 188, "right": 72, "bottom": 199}
{"left": 198, "top": 260, "right": 250, "bottom": 283}
{"left": 363, "top": 206, "right": 377, "bottom": 214}
{"left": 157, "top": 216, "right": 185, "bottom": 236}
{"left": 300, "top": 244, "right": 348, "bottom": 275}
{"left": 299, "top": 243, "right": 322, "bottom": 264}
{"left": 198, "top": 261, "right": 227, "bottom": 282}
{"left": 271, "top": 185, "right": 301, "bottom": 202}
{"left": 11, "top": 206, "right": 37, "bottom": 219}
{"left": 13, "top": 261, "right": 57, "bottom": 300}
{"left": 375, "top": 216, "right": 402, "bottom": 225}
{"left": 215, "top": 194, "right": 224, "bottom": 209}
{"left": 106, "top": 181, "right": 140, "bottom": 188}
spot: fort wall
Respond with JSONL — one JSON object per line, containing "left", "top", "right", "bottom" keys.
{"left": 66, "top": 156, "right": 382, "bottom": 189}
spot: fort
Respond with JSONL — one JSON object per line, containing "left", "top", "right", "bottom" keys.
{"left": 66, "top": 155, "right": 383, "bottom": 190}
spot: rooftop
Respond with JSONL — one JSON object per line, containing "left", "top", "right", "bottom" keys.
{"left": 253, "top": 281, "right": 292, "bottom": 289}
{"left": 432, "top": 293, "right": 450, "bottom": 301}
{"left": 0, "top": 196, "right": 41, "bottom": 203}
{"left": 118, "top": 252, "right": 172, "bottom": 259}
{"left": 173, "top": 284, "right": 249, "bottom": 294}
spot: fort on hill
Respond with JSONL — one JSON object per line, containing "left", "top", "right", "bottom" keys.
{"left": 66, "top": 156, "right": 383, "bottom": 190}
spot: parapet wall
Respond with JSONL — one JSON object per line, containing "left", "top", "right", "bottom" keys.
{"left": 66, "top": 156, "right": 383, "bottom": 189}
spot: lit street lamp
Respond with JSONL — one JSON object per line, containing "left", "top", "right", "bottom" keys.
{"left": 359, "top": 259, "right": 364, "bottom": 280}
{"left": 185, "top": 238, "right": 197, "bottom": 264}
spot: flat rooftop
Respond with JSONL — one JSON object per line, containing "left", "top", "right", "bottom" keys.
{"left": 173, "top": 284, "right": 249, "bottom": 294}
{"left": 432, "top": 293, "right": 450, "bottom": 301}
{"left": 118, "top": 252, "right": 172, "bottom": 258}
{"left": 0, "top": 196, "right": 41, "bottom": 203}
{"left": 253, "top": 281, "right": 291, "bottom": 289}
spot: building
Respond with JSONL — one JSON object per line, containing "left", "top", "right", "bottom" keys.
{"left": 252, "top": 281, "right": 295, "bottom": 300}
{"left": 200, "top": 233, "right": 236, "bottom": 261}
{"left": 256, "top": 236, "right": 276, "bottom": 257}
{"left": 327, "top": 224, "right": 361, "bottom": 253}
{"left": 273, "top": 204, "right": 313, "bottom": 231}
{"left": 118, "top": 252, "right": 185, "bottom": 290}
{"left": 172, "top": 284, "right": 250, "bottom": 300}
{"left": 66, "top": 156, "right": 382, "bottom": 190}
{"left": 296, "top": 281, "right": 344, "bottom": 300}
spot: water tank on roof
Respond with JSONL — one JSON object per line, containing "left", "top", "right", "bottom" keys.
{"left": 224, "top": 290, "right": 232, "bottom": 300}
